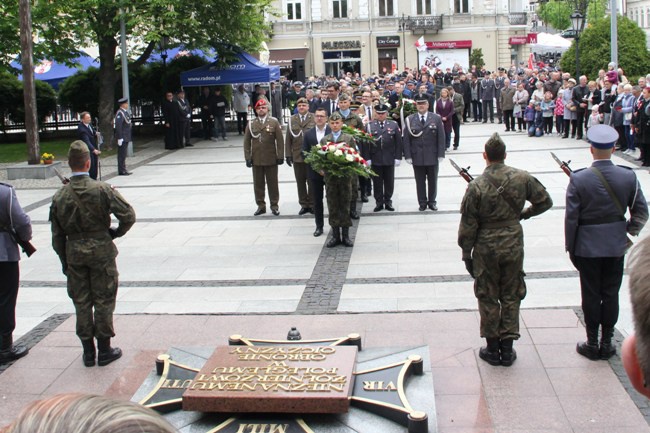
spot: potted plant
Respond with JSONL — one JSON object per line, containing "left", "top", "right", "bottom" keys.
{"left": 41, "top": 153, "right": 55, "bottom": 165}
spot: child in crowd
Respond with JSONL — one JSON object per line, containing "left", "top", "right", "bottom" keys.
{"left": 540, "top": 91, "right": 556, "bottom": 135}
{"left": 588, "top": 105, "right": 602, "bottom": 129}
{"left": 524, "top": 101, "right": 536, "bottom": 136}
{"left": 555, "top": 89, "right": 565, "bottom": 136}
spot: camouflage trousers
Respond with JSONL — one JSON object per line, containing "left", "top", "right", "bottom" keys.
{"left": 325, "top": 174, "right": 352, "bottom": 228}
{"left": 66, "top": 259, "right": 119, "bottom": 340}
{"left": 473, "top": 244, "right": 527, "bottom": 340}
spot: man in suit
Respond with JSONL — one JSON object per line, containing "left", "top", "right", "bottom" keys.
{"left": 285, "top": 98, "right": 316, "bottom": 215}
{"left": 77, "top": 112, "right": 101, "bottom": 179}
{"left": 367, "top": 102, "right": 402, "bottom": 212}
{"left": 161, "top": 91, "right": 180, "bottom": 149}
{"left": 302, "top": 108, "right": 331, "bottom": 237}
{"left": 270, "top": 81, "right": 284, "bottom": 124}
{"left": 243, "top": 99, "right": 285, "bottom": 216}
{"left": 326, "top": 82, "right": 340, "bottom": 116}
{"left": 175, "top": 90, "right": 193, "bottom": 147}
{"left": 320, "top": 112, "right": 356, "bottom": 248}
{"left": 402, "top": 95, "right": 446, "bottom": 211}
{"left": 114, "top": 97, "right": 132, "bottom": 175}
{"left": 566, "top": 124, "right": 648, "bottom": 361}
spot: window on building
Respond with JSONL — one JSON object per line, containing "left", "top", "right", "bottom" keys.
{"left": 333, "top": 0, "right": 348, "bottom": 18}
{"left": 286, "top": 0, "right": 302, "bottom": 20}
{"left": 416, "top": 0, "right": 432, "bottom": 15}
{"left": 378, "top": 0, "right": 394, "bottom": 16}
{"left": 454, "top": 0, "right": 469, "bottom": 14}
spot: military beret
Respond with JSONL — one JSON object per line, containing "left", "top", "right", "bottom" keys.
{"left": 329, "top": 112, "right": 343, "bottom": 121}
{"left": 587, "top": 124, "right": 619, "bottom": 149}
{"left": 68, "top": 140, "right": 90, "bottom": 158}
{"left": 414, "top": 95, "right": 429, "bottom": 104}
{"left": 254, "top": 99, "right": 268, "bottom": 109}
{"left": 374, "top": 102, "right": 391, "bottom": 113}
{"left": 350, "top": 103, "right": 360, "bottom": 109}
{"left": 338, "top": 93, "right": 351, "bottom": 102}
{"left": 296, "top": 97, "right": 309, "bottom": 105}
{"left": 117, "top": 97, "right": 128, "bottom": 104}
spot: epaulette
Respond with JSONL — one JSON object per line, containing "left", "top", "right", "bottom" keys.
{"left": 573, "top": 167, "right": 587, "bottom": 173}
{"left": 0, "top": 182, "right": 13, "bottom": 189}
{"left": 617, "top": 165, "right": 634, "bottom": 170}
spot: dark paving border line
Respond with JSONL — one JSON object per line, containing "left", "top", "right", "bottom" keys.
{"left": 21, "top": 150, "right": 175, "bottom": 213}
{"left": 346, "top": 270, "right": 579, "bottom": 285}
{"left": 0, "top": 313, "right": 71, "bottom": 376}
{"left": 20, "top": 279, "right": 308, "bottom": 288}
{"left": 572, "top": 307, "right": 650, "bottom": 425}
{"left": 295, "top": 201, "right": 365, "bottom": 314}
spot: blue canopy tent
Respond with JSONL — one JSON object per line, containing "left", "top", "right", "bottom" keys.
{"left": 180, "top": 50, "right": 280, "bottom": 86}
{"left": 11, "top": 53, "right": 100, "bottom": 90}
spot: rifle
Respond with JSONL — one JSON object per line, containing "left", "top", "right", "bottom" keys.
{"left": 53, "top": 167, "right": 70, "bottom": 185}
{"left": 449, "top": 159, "right": 474, "bottom": 183}
{"left": 550, "top": 152, "right": 572, "bottom": 177}
{"left": 551, "top": 152, "right": 634, "bottom": 251}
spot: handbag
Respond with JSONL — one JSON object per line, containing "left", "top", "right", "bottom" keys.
{"left": 513, "top": 104, "right": 522, "bottom": 116}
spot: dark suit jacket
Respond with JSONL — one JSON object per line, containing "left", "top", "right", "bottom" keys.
{"left": 77, "top": 122, "right": 97, "bottom": 152}
{"left": 302, "top": 125, "right": 331, "bottom": 180}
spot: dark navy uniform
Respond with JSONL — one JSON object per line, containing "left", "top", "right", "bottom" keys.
{"left": 114, "top": 98, "right": 132, "bottom": 175}
{"left": 565, "top": 124, "right": 648, "bottom": 360}
{"left": 366, "top": 103, "right": 402, "bottom": 211}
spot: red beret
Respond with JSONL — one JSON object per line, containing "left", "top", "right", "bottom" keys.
{"left": 254, "top": 99, "right": 268, "bottom": 109}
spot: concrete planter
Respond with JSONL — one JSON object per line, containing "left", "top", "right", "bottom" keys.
{"left": 7, "top": 161, "right": 62, "bottom": 180}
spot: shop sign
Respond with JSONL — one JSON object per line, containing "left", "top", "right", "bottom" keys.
{"left": 509, "top": 36, "right": 527, "bottom": 45}
{"left": 376, "top": 36, "right": 400, "bottom": 48}
{"left": 425, "top": 40, "right": 472, "bottom": 49}
{"left": 322, "top": 41, "right": 361, "bottom": 50}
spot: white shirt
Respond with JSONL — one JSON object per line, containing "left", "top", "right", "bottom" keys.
{"left": 316, "top": 126, "right": 326, "bottom": 143}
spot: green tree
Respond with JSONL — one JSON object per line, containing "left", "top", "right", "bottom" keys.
{"left": 587, "top": 0, "right": 608, "bottom": 24}
{"left": 7, "top": 0, "right": 274, "bottom": 147}
{"left": 560, "top": 15, "right": 650, "bottom": 79}
{"left": 537, "top": 0, "right": 572, "bottom": 31}
{"left": 469, "top": 49, "right": 485, "bottom": 69}
{"left": 57, "top": 68, "right": 102, "bottom": 116}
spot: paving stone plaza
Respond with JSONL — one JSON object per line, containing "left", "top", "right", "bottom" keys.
{"left": 1, "top": 122, "right": 650, "bottom": 432}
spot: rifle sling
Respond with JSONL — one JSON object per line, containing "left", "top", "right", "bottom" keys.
{"left": 482, "top": 172, "right": 522, "bottom": 216}
{"left": 589, "top": 167, "right": 627, "bottom": 218}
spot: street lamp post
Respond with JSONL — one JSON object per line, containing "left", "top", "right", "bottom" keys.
{"left": 570, "top": 10, "right": 585, "bottom": 76}
{"left": 159, "top": 36, "right": 169, "bottom": 91}
{"left": 399, "top": 14, "right": 408, "bottom": 70}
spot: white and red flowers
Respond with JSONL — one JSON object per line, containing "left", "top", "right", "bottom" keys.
{"left": 305, "top": 142, "right": 375, "bottom": 178}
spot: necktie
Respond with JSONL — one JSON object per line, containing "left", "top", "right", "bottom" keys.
{"left": 367, "top": 107, "right": 372, "bottom": 119}
{"left": 380, "top": 122, "right": 385, "bottom": 129}
{"left": 300, "top": 116, "right": 304, "bottom": 123}
{"left": 332, "top": 101, "right": 336, "bottom": 113}
{"left": 420, "top": 115, "right": 425, "bottom": 125}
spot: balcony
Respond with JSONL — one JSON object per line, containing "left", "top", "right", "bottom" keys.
{"left": 508, "top": 12, "right": 528, "bottom": 25}
{"left": 401, "top": 15, "right": 443, "bottom": 34}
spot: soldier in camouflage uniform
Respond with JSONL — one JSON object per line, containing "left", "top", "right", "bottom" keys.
{"left": 336, "top": 93, "right": 364, "bottom": 220}
{"left": 50, "top": 141, "right": 136, "bottom": 367}
{"left": 458, "top": 133, "right": 552, "bottom": 366}
{"left": 285, "top": 97, "right": 316, "bottom": 215}
{"left": 320, "top": 112, "right": 356, "bottom": 248}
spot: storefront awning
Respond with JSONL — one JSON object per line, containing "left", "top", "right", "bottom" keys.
{"left": 268, "top": 48, "right": 309, "bottom": 67}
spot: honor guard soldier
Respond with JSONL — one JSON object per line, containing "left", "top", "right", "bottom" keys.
{"left": 366, "top": 102, "right": 402, "bottom": 212}
{"left": 565, "top": 124, "right": 648, "bottom": 360}
{"left": 458, "top": 133, "right": 553, "bottom": 366}
{"left": 320, "top": 112, "right": 356, "bottom": 248}
{"left": 244, "top": 99, "right": 285, "bottom": 216}
{"left": 402, "top": 94, "right": 446, "bottom": 211}
{"left": 114, "top": 97, "right": 132, "bottom": 175}
{"left": 285, "top": 97, "right": 316, "bottom": 215}
{"left": 50, "top": 141, "right": 136, "bottom": 367}
{"left": 336, "top": 93, "right": 365, "bottom": 218}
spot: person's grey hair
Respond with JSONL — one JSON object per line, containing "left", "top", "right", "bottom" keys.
{"left": 628, "top": 237, "right": 650, "bottom": 387}
{"left": 4, "top": 394, "right": 178, "bottom": 433}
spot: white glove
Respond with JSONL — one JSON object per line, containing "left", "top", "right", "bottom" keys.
{"left": 117, "top": 139, "right": 123, "bottom": 147}
{"left": 367, "top": 160, "right": 372, "bottom": 166}
{"left": 186, "top": 114, "right": 191, "bottom": 119}
{"left": 438, "top": 157, "right": 445, "bottom": 163}
{"left": 406, "top": 158, "right": 413, "bottom": 165}
{"left": 394, "top": 159, "right": 401, "bottom": 167}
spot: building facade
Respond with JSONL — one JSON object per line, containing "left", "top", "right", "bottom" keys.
{"left": 266, "top": 0, "right": 533, "bottom": 77}
{"left": 626, "top": 0, "right": 650, "bottom": 48}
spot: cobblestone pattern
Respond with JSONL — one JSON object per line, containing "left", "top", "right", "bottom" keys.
{"left": 573, "top": 307, "right": 650, "bottom": 425}
{"left": 295, "top": 202, "right": 364, "bottom": 314}
{"left": 0, "top": 314, "right": 70, "bottom": 376}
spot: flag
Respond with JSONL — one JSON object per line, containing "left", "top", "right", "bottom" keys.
{"left": 527, "top": 52, "right": 534, "bottom": 70}
{"left": 415, "top": 36, "right": 427, "bottom": 52}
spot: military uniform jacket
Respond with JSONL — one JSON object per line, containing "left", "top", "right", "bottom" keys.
{"left": 402, "top": 112, "right": 446, "bottom": 166}
{"left": 114, "top": 108, "right": 132, "bottom": 142}
{"left": 319, "top": 132, "right": 355, "bottom": 150}
{"left": 285, "top": 113, "right": 316, "bottom": 162}
{"left": 50, "top": 175, "right": 136, "bottom": 266}
{"left": 458, "top": 163, "right": 553, "bottom": 259}
{"left": 0, "top": 183, "right": 32, "bottom": 262}
{"left": 367, "top": 120, "right": 402, "bottom": 166}
{"left": 565, "top": 160, "right": 648, "bottom": 257}
{"left": 243, "top": 116, "right": 284, "bottom": 166}
{"left": 480, "top": 79, "right": 496, "bottom": 101}
{"left": 339, "top": 111, "right": 364, "bottom": 130}
{"left": 176, "top": 98, "right": 192, "bottom": 122}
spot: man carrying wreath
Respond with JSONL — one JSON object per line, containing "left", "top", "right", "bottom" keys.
{"left": 320, "top": 112, "right": 356, "bottom": 248}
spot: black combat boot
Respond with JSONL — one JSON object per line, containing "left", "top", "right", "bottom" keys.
{"left": 576, "top": 326, "right": 600, "bottom": 360}
{"left": 0, "top": 333, "right": 29, "bottom": 364}
{"left": 500, "top": 339, "right": 517, "bottom": 367}
{"left": 341, "top": 227, "right": 354, "bottom": 247}
{"left": 97, "top": 338, "right": 122, "bottom": 366}
{"left": 326, "top": 227, "right": 341, "bottom": 248}
{"left": 478, "top": 337, "right": 501, "bottom": 366}
{"left": 81, "top": 339, "right": 96, "bottom": 367}
{"left": 599, "top": 326, "right": 617, "bottom": 360}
